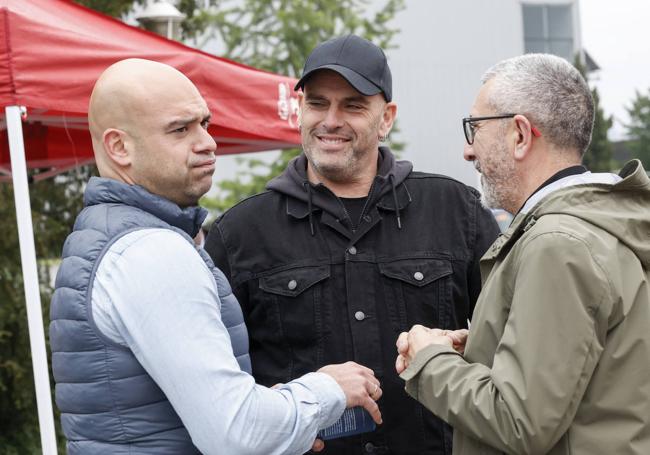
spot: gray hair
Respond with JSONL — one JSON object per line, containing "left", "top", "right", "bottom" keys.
{"left": 481, "top": 53, "right": 594, "bottom": 156}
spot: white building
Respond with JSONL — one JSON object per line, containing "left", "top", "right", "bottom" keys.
{"left": 386, "top": 0, "right": 588, "bottom": 186}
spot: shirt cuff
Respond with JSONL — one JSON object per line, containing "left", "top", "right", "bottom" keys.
{"left": 291, "top": 372, "right": 346, "bottom": 429}
{"left": 399, "top": 344, "right": 460, "bottom": 400}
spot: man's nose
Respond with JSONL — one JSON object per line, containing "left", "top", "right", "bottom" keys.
{"left": 322, "top": 106, "right": 344, "bottom": 129}
{"left": 463, "top": 143, "right": 475, "bottom": 162}
{"left": 196, "top": 126, "right": 217, "bottom": 153}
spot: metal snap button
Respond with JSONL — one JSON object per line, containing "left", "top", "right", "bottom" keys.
{"left": 413, "top": 271, "right": 424, "bottom": 281}
{"left": 348, "top": 246, "right": 357, "bottom": 255}
{"left": 287, "top": 279, "right": 297, "bottom": 290}
{"left": 354, "top": 311, "right": 366, "bottom": 321}
{"left": 364, "top": 442, "right": 375, "bottom": 453}
{"left": 363, "top": 214, "right": 372, "bottom": 223}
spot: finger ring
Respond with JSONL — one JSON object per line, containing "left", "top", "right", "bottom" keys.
{"left": 372, "top": 383, "right": 378, "bottom": 396}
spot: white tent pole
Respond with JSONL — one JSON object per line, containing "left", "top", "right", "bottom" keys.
{"left": 6, "top": 105, "right": 58, "bottom": 455}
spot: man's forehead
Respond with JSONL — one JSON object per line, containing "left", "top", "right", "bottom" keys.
{"left": 304, "top": 70, "right": 368, "bottom": 98}
{"left": 137, "top": 92, "right": 209, "bottom": 127}
{"left": 471, "top": 82, "right": 494, "bottom": 114}
{"left": 162, "top": 102, "right": 210, "bottom": 121}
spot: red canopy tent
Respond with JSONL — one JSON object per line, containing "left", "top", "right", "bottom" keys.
{"left": 0, "top": 1, "right": 300, "bottom": 453}
{"left": 0, "top": 0, "right": 301, "bottom": 179}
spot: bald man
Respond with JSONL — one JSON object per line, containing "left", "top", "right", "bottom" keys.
{"left": 49, "top": 59, "right": 382, "bottom": 455}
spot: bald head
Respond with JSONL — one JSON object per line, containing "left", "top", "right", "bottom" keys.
{"left": 87, "top": 59, "right": 216, "bottom": 206}
{"left": 88, "top": 59, "right": 205, "bottom": 176}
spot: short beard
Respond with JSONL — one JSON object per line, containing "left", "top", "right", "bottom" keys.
{"left": 478, "top": 142, "right": 519, "bottom": 213}
{"left": 306, "top": 152, "right": 357, "bottom": 183}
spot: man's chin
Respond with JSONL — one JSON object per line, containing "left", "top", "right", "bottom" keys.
{"left": 480, "top": 194, "right": 497, "bottom": 210}
{"left": 479, "top": 182, "right": 500, "bottom": 210}
{"left": 310, "top": 158, "right": 351, "bottom": 179}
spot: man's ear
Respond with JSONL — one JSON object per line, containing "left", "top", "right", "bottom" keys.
{"left": 102, "top": 128, "right": 132, "bottom": 167}
{"left": 380, "top": 102, "right": 398, "bottom": 137}
{"left": 512, "top": 114, "right": 535, "bottom": 161}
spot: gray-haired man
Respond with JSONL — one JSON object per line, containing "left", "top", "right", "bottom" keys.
{"left": 397, "top": 54, "right": 650, "bottom": 454}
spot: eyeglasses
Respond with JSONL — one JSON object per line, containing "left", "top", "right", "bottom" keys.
{"left": 462, "top": 114, "right": 515, "bottom": 145}
{"left": 462, "top": 114, "right": 542, "bottom": 145}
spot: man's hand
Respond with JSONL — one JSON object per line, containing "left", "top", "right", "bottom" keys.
{"left": 318, "top": 361, "right": 382, "bottom": 425}
{"left": 311, "top": 438, "right": 325, "bottom": 452}
{"left": 395, "top": 325, "right": 468, "bottom": 374}
{"left": 446, "top": 328, "right": 469, "bottom": 354}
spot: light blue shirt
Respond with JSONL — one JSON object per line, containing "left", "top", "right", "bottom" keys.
{"left": 92, "top": 228, "right": 345, "bottom": 455}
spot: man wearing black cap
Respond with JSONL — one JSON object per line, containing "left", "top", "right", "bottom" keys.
{"left": 205, "top": 35, "right": 500, "bottom": 454}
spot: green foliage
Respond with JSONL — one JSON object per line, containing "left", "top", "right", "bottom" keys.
{"left": 574, "top": 58, "right": 614, "bottom": 172}
{"left": 625, "top": 88, "right": 650, "bottom": 169}
{"left": 584, "top": 87, "right": 615, "bottom": 171}
{"left": 0, "top": 166, "right": 95, "bottom": 452}
{"left": 0, "top": 202, "right": 42, "bottom": 454}
{"left": 194, "top": 0, "right": 405, "bottom": 216}
{"left": 184, "top": 0, "right": 403, "bottom": 77}
{"left": 72, "top": 0, "right": 143, "bottom": 17}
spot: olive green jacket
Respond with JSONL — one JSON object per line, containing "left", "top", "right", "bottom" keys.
{"left": 401, "top": 160, "right": 650, "bottom": 454}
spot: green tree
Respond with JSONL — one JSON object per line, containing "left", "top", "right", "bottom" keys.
{"left": 73, "top": 0, "right": 142, "bottom": 17}
{"left": 584, "top": 87, "right": 615, "bottom": 171}
{"left": 1, "top": 167, "right": 94, "bottom": 453}
{"left": 196, "top": 0, "right": 405, "bottom": 215}
{"left": 625, "top": 88, "right": 650, "bottom": 169}
{"left": 574, "top": 58, "right": 614, "bottom": 172}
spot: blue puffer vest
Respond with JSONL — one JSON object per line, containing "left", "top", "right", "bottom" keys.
{"left": 50, "top": 177, "right": 251, "bottom": 454}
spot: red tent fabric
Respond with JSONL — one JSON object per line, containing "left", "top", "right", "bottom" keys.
{"left": 0, "top": 0, "right": 301, "bottom": 179}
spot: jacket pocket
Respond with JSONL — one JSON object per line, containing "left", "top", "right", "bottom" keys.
{"left": 379, "top": 258, "right": 453, "bottom": 330}
{"left": 253, "top": 265, "right": 330, "bottom": 380}
{"left": 259, "top": 265, "right": 330, "bottom": 297}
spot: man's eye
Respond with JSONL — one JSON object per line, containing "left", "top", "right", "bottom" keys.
{"left": 201, "top": 120, "right": 210, "bottom": 129}
{"left": 308, "top": 100, "right": 326, "bottom": 107}
{"left": 173, "top": 126, "right": 188, "bottom": 133}
{"left": 347, "top": 104, "right": 363, "bottom": 110}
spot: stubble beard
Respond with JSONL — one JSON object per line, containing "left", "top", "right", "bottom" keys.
{"left": 302, "top": 130, "right": 360, "bottom": 184}
{"left": 306, "top": 149, "right": 359, "bottom": 183}
{"left": 477, "top": 143, "right": 519, "bottom": 213}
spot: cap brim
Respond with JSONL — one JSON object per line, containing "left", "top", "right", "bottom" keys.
{"left": 294, "top": 64, "right": 382, "bottom": 97}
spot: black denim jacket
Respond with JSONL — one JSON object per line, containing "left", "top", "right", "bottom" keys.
{"left": 206, "top": 149, "right": 500, "bottom": 455}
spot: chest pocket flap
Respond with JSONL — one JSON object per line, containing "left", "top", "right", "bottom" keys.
{"left": 379, "top": 258, "right": 452, "bottom": 287}
{"left": 259, "top": 265, "right": 330, "bottom": 297}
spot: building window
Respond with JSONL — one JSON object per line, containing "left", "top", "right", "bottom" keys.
{"left": 523, "top": 4, "right": 574, "bottom": 61}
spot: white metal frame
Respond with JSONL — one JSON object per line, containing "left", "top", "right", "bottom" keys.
{"left": 6, "top": 105, "right": 58, "bottom": 455}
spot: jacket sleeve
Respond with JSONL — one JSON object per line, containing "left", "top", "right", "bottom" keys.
{"left": 401, "top": 231, "right": 612, "bottom": 454}
{"left": 205, "top": 221, "right": 232, "bottom": 282}
{"left": 205, "top": 219, "right": 253, "bottom": 320}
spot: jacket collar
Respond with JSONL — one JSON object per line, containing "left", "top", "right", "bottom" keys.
{"left": 482, "top": 160, "right": 646, "bottom": 264}
{"left": 84, "top": 177, "right": 207, "bottom": 237}
{"left": 285, "top": 181, "right": 412, "bottom": 219}
{"left": 277, "top": 147, "right": 413, "bottom": 219}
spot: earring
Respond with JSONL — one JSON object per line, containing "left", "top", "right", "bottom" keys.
{"left": 379, "top": 134, "right": 388, "bottom": 142}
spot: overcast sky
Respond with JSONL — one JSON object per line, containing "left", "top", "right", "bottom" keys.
{"left": 580, "top": 0, "right": 650, "bottom": 140}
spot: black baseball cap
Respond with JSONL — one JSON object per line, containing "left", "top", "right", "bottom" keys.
{"left": 294, "top": 35, "right": 392, "bottom": 102}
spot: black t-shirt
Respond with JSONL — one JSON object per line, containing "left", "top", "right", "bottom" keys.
{"left": 340, "top": 196, "right": 368, "bottom": 230}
